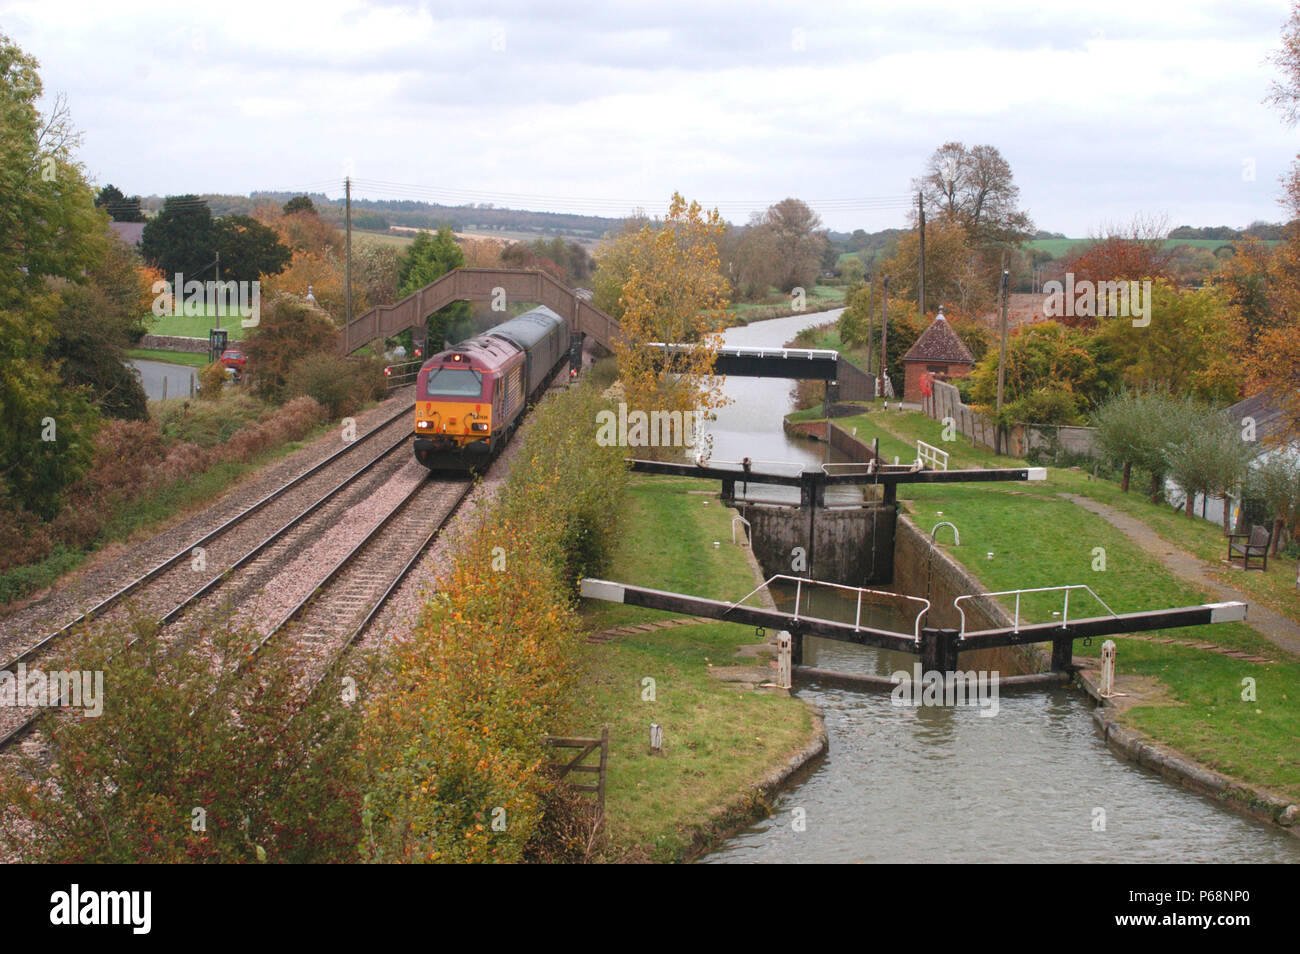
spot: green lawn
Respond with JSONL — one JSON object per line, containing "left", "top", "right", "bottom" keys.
{"left": 126, "top": 348, "right": 211, "bottom": 368}
{"left": 574, "top": 477, "right": 815, "bottom": 861}
{"left": 147, "top": 309, "right": 250, "bottom": 340}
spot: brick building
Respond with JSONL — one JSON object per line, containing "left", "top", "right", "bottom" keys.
{"left": 902, "top": 308, "right": 975, "bottom": 403}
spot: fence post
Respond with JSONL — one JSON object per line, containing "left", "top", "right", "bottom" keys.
{"left": 598, "top": 726, "right": 608, "bottom": 808}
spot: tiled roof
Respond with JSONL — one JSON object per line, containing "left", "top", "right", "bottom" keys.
{"left": 903, "top": 312, "right": 974, "bottom": 364}
{"left": 1224, "top": 388, "right": 1298, "bottom": 451}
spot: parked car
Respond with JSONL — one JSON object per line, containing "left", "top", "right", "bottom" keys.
{"left": 219, "top": 349, "right": 247, "bottom": 378}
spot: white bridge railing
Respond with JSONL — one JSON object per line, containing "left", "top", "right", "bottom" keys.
{"left": 953, "top": 584, "right": 1119, "bottom": 638}
{"left": 916, "top": 440, "right": 949, "bottom": 471}
{"left": 728, "top": 574, "right": 931, "bottom": 642}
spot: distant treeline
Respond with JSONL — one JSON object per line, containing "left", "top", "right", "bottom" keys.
{"left": 1168, "top": 222, "right": 1288, "bottom": 241}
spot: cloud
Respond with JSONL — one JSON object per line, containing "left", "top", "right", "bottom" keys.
{"left": 2, "top": 0, "right": 1295, "bottom": 233}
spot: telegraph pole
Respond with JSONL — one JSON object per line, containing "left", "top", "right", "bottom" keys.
{"left": 917, "top": 192, "right": 926, "bottom": 316}
{"left": 995, "top": 250, "right": 1010, "bottom": 454}
{"left": 881, "top": 275, "right": 890, "bottom": 398}
{"left": 344, "top": 176, "right": 353, "bottom": 326}
{"left": 214, "top": 250, "right": 221, "bottom": 330}
{"left": 866, "top": 275, "right": 876, "bottom": 376}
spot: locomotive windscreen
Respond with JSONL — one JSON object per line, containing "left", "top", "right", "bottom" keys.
{"left": 425, "top": 366, "right": 483, "bottom": 397}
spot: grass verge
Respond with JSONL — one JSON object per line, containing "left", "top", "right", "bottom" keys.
{"left": 574, "top": 477, "right": 816, "bottom": 861}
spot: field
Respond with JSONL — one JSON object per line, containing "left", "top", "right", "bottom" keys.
{"left": 146, "top": 308, "right": 250, "bottom": 340}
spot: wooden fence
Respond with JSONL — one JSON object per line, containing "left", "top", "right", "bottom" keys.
{"left": 544, "top": 727, "right": 609, "bottom": 807}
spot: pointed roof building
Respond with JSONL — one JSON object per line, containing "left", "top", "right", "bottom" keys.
{"left": 901, "top": 308, "right": 976, "bottom": 403}
{"left": 903, "top": 308, "right": 974, "bottom": 365}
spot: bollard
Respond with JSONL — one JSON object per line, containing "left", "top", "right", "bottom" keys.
{"left": 777, "top": 632, "right": 792, "bottom": 690}
{"left": 1100, "top": 640, "right": 1117, "bottom": 698}
{"left": 649, "top": 723, "right": 663, "bottom": 754}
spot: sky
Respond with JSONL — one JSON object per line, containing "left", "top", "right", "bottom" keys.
{"left": 2, "top": 0, "right": 1298, "bottom": 235}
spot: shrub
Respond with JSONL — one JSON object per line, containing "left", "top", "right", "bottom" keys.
{"left": 0, "top": 618, "right": 362, "bottom": 862}
{"left": 362, "top": 384, "right": 626, "bottom": 862}
{"left": 285, "top": 353, "right": 382, "bottom": 419}
{"left": 197, "top": 360, "right": 227, "bottom": 400}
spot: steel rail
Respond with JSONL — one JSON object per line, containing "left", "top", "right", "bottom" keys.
{"left": 0, "top": 417, "right": 416, "bottom": 752}
{"left": 0, "top": 401, "right": 415, "bottom": 676}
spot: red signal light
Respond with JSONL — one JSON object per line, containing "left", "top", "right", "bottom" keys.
{"left": 384, "top": 367, "right": 392, "bottom": 376}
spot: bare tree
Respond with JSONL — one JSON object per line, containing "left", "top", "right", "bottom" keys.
{"left": 916, "top": 142, "right": 1033, "bottom": 247}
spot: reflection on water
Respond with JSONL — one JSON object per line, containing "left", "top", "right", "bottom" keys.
{"left": 699, "top": 311, "right": 1300, "bottom": 864}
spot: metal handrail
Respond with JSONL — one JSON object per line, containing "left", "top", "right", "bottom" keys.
{"left": 726, "top": 573, "right": 930, "bottom": 642}
{"left": 954, "top": 584, "right": 1119, "bottom": 638}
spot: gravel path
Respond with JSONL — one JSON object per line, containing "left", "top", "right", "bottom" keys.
{"left": 1058, "top": 492, "right": 1300, "bottom": 657}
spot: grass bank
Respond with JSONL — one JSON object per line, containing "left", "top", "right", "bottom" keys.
{"left": 794, "top": 402, "right": 1300, "bottom": 804}
{"left": 126, "top": 348, "right": 210, "bottom": 368}
{"left": 575, "top": 477, "right": 818, "bottom": 861}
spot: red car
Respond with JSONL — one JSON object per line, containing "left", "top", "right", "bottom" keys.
{"left": 219, "top": 349, "right": 247, "bottom": 374}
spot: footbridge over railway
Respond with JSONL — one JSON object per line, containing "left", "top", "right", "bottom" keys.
{"left": 339, "top": 267, "right": 627, "bottom": 355}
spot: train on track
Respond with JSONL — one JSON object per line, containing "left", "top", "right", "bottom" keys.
{"left": 413, "top": 305, "right": 573, "bottom": 471}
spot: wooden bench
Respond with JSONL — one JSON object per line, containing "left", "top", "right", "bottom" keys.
{"left": 1227, "top": 524, "right": 1271, "bottom": 571}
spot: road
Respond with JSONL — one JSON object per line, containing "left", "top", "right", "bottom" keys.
{"left": 129, "top": 358, "right": 197, "bottom": 401}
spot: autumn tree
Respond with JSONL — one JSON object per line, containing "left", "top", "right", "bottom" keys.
{"left": 0, "top": 33, "right": 103, "bottom": 516}
{"left": 608, "top": 193, "right": 730, "bottom": 459}
{"left": 968, "top": 321, "right": 1115, "bottom": 425}
{"left": 244, "top": 293, "right": 341, "bottom": 400}
{"left": 881, "top": 213, "right": 995, "bottom": 315}
{"left": 719, "top": 216, "right": 780, "bottom": 301}
{"left": 1095, "top": 281, "right": 1245, "bottom": 404}
{"left": 591, "top": 211, "right": 652, "bottom": 319}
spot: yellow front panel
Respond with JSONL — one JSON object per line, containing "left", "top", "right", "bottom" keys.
{"left": 415, "top": 400, "right": 492, "bottom": 440}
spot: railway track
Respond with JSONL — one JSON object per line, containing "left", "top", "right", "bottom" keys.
{"left": 0, "top": 401, "right": 420, "bottom": 751}
{"left": 244, "top": 474, "right": 475, "bottom": 702}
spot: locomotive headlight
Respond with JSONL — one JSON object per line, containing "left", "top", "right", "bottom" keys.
{"left": 470, "top": 422, "right": 489, "bottom": 432}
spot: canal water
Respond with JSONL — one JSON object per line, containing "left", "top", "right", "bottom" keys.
{"left": 700, "top": 309, "right": 1300, "bottom": 864}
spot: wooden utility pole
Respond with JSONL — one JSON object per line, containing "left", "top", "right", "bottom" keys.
{"left": 214, "top": 250, "right": 221, "bottom": 330}
{"left": 995, "top": 250, "right": 1010, "bottom": 454}
{"left": 917, "top": 192, "right": 926, "bottom": 316}
{"left": 881, "top": 275, "right": 890, "bottom": 398}
{"left": 344, "top": 176, "right": 353, "bottom": 326}
{"left": 866, "top": 275, "right": 876, "bottom": 376}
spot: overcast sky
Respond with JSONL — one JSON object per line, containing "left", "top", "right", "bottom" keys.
{"left": 3, "top": 0, "right": 1297, "bottom": 234}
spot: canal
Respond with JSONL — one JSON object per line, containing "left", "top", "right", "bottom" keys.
{"left": 699, "top": 308, "right": 1300, "bottom": 863}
